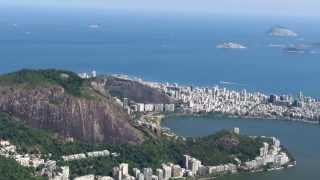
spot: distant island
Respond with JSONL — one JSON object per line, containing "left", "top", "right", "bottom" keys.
{"left": 216, "top": 42, "right": 247, "bottom": 49}
{"left": 312, "top": 43, "right": 320, "bottom": 48}
{"left": 285, "top": 47, "right": 306, "bottom": 54}
{"left": 268, "top": 26, "right": 298, "bottom": 37}
{"left": 88, "top": 24, "right": 101, "bottom": 29}
{"left": 283, "top": 44, "right": 312, "bottom": 54}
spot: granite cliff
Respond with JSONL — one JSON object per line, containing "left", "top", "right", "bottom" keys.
{"left": 0, "top": 69, "right": 144, "bottom": 145}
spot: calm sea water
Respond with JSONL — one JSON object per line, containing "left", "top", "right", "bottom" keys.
{"left": 162, "top": 116, "right": 320, "bottom": 180}
{"left": 0, "top": 8, "right": 320, "bottom": 97}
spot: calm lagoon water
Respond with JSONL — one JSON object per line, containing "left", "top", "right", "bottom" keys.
{"left": 162, "top": 116, "right": 320, "bottom": 180}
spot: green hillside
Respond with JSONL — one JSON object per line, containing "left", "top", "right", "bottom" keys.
{"left": 0, "top": 112, "right": 266, "bottom": 178}
{"left": 0, "top": 69, "right": 98, "bottom": 99}
{"left": 0, "top": 156, "right": 44, "bottom": 180}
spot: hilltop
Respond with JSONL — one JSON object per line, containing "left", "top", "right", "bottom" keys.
{"left": 104, "top": 76, "right": 173, "bottom": 104}
{"left": 0, "top": 69, "right": 144, "bottom": 145}
{"left": 0, "top": 69, "right": 98, "bottom": 99}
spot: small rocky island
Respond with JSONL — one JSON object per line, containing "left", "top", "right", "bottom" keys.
{"left": 216, "top": 42, "right": 247, "bottom": 49}
{"left": 268, "top": 26, "right": 298, "bottom": 37}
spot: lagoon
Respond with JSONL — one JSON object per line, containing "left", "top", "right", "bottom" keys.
{"left": 162, "top": 116, "right": 320, "bottom": 179}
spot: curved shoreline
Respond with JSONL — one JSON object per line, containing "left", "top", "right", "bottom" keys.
{"left": 156, "top": 113, "right": 300, "bottom": 180}
{"left": 160, "top": 112, "right": 320, "bottom": 125}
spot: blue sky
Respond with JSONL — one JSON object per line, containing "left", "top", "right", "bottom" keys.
{"left": 1, "top": 0, "right": 319, "bottom": 17}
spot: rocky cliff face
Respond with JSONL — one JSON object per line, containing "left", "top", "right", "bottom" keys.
{"left": 104, "top": 77, "right": 172, "bottom": 104}
{"left": 0, "top": 85, "right": 143, "bottom": 145}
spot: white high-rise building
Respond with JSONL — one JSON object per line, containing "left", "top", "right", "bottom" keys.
{"left": 112, "top": 167, "right": 122, "bottom": 180}
{"left": 133, "top": 168, "right": 141, "bottom": 178}
{"left": 61, "top": 166, "right": 69, "bottom": 180}
{"left": 92, "top": 70, "right": 97, "bottom": 78}
{"left": 143, "top": 168, "right": 153, "bottom": 180}
{"left": 233, "top": 127, "right": 240, "bottom": 135}
{"left": 161, "top": 164, "right": 171, "bottom": 180}
{"left": 183, "top": 155, "right": 190, "bottom": 170}
{"left": 138, "top": 173, "right": 144, "bottom": 180}
{"left": 120, "top": 163, "right": 129, "bottom": 176}
{"left": 156, "top": 169, "right": 163, "bottom": 180}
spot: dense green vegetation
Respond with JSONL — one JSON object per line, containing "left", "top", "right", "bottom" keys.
{"left": 0, "top": 69, "right": 97, "bottom": 98}
{"left": 184, "top": 131, "right": 263, "bottom": 164}
{"left": 0, "top": 156, "right": 44, "bottom": 180}
{"left": 0, "top": 113, "right": 265, "bottom": 178}
{"left": 59, "top": 133, "right": 263, "bottom": 178}
{"left": 0, "top": 112, "right": 105, "bottom": 159}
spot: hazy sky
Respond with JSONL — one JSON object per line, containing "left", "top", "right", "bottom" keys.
{"left": 2, "top": 0, "right": 320, "bottom": 17}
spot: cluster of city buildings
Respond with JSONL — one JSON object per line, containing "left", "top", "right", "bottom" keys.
{"left": 1, "top": 128, "right": 293, "bottom": 180}
{"left": 73, "top": 128, "right": 292, "bottom": 180}
{"left": 181, "top": 130, "right": 291, "bottom": 177}
{"left": 143, "top": 80, "right": 320, "bottom": 122}
{"left": 116, "top": 97, "right": 175, "bottom": 115}
{"left": 81, "top": 72, "right": 320, "bottom": 123}
{"left": 74, "top": 174, "right": 113, "bottom": 180}
{"left": 0, "top": 139, "right": 69, "bottom": 180}
{"left": 72, "top": 162, "right": 182, "bottom": 180}
{"left": 184, "top": 155, "right": 237, "bottom": 177}
{"left": 243, "top": 137, "right": 290, "bottom": 171}
{"left": 62, "top": 150, "right": 114, "bottom": 161}
{"left": 0, "top": 139, "right": 125, "bottom": 180}
{"left": 110, "top": 74, "right": 320, "bottom": 123}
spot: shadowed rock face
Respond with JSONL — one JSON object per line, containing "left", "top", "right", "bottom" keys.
{"left": 0, "top": 85, "right": 144, "bottom": 145}
{"left": 105, "top": 77, "right": 172, "bottom": 104}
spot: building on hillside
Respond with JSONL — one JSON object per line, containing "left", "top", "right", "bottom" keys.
{"left": 120, "top": 163, "right": 129, "bottom": 176}
{"left": 143, "top": 168, "right": 153, "bottom": 180}
{"left": 156, "top": 169, "right": 163, "bottom": 180}
{"left": 137, "top": 173, "right": 144, "bottom": 180}
{"left": 171, "top": 165, "right": 183, "bottom": 177}
{"left": 112, "top": 167, "right": 122, "bottom": 180}
{"left": 233, "top": 127, "right": 240, "bottom": 135}
{"left": 96, "top": 176, "right": 114, "bottom": 180}
{"left": 74, "top": 175, "right": 95, "bottom": 180}
{"left": 161, "top": 164, "right": 172, "bottom": 180}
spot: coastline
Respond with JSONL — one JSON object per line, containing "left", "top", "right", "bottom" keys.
{"left": 149, "top": 113, "right": 298, "bottom": 180}
{"left": 158, "top": 112, "right": 320, "bottom": 126}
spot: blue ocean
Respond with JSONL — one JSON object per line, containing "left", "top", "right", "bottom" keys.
{"left": 0, "top": 7, "right": 320, "bottom": 97}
